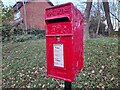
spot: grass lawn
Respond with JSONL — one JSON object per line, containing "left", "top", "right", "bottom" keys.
{"left": 2, "top": 37, "right": 119, "bottom": 89}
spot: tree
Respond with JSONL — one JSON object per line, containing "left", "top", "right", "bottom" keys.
{"left": 1, "top": 2, "right": 14, "bottom": 40}
{"left": 84, "top": 0, "right": 93, "bottom": 39}
{"left": 2, "top": 4, "right": 13, "bottom": 25}
{"left": 102, "top": 0, "right": 114, "bottom": 35}
{"left": 96, "top": 0, "right": 101, "bottom": 36}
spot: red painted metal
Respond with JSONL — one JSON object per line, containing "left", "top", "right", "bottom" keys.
{"left": 45, "top": 2, "right": 84, "bottom": 82}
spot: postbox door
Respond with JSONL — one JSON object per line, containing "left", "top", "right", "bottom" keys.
{"left": 46, "top": 35, "right": 75, "bottom": 81}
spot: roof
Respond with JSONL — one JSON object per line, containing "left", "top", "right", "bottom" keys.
{"left": 13, "top": 2, "right": 23, "bottom": 12}
{"left": 13, "top": 0, "right": 54, "bottom": 12}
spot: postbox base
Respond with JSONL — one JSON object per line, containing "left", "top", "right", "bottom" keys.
{"left": 48, "top": 74, "right": 74, "bottom": 82}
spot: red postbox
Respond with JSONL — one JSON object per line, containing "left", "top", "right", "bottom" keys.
{"left": 45, "top": 2, "right": 84, "bottom": 82}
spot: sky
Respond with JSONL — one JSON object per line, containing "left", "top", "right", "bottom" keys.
{"left": 1, "top": 0, "right": 117, "bottom": 6}
{"left": 1, "top": 0, "right": 17, "bottom": 6}
{"left": 1, "top": 0, "right": 77, "bottom": 6}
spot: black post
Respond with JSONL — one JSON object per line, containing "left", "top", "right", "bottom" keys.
{"left": 64, "top": 81, "right": 71, "bottom": 90}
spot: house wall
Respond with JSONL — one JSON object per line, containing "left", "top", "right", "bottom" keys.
{"left": 20, "top": 2, "right": 52, "bottom": 30}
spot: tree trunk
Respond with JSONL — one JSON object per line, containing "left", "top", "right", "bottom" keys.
{"left": 84, "top": 0, "right": 93, "bottom": 40}
{"left": 96, "top": 0, "right": 101, "bottom": 36}
{"left": 96, "top": 14, "right": 101, "bottom": 36}
{"left": 102, "top": 0, "right": 114, "bottom": 36}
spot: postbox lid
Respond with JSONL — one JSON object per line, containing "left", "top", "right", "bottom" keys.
{"left": 45, "top": 2, "right": 73, "bottom": 19}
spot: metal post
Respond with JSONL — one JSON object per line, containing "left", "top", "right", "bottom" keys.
{"left": 64, "top": 81, "right": 71, "bottom": 90}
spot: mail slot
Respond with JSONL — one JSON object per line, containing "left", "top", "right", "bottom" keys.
{"left": 45, "top": 2, "right": 84, "bottom": 82}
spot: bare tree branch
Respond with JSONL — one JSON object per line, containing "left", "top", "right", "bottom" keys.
{"left": 110, "top": 12, "right": 120, "bottom": 22}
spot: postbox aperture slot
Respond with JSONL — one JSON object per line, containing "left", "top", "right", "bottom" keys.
{"left": 46, "top": 17, "right": 70, "bottom": 23}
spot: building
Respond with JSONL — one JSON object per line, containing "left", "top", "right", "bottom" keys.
{"left": 13, "top": 0, "right": 53, "bottom": 30}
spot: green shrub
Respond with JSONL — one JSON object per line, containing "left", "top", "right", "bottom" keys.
{"left": 28, "top": 29, "right": 45, "bottom": 36}
{"left": 2, "top": 24, "right": 12, "bottom": 41}
{"left": 2, "top": 27, "right": 46, "bottom": 42}
{"left": 13, "top": 35, "right": 35, "bottom": 42}
{"left": 36, "top": 33, "right": 45, "bottom": 39}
